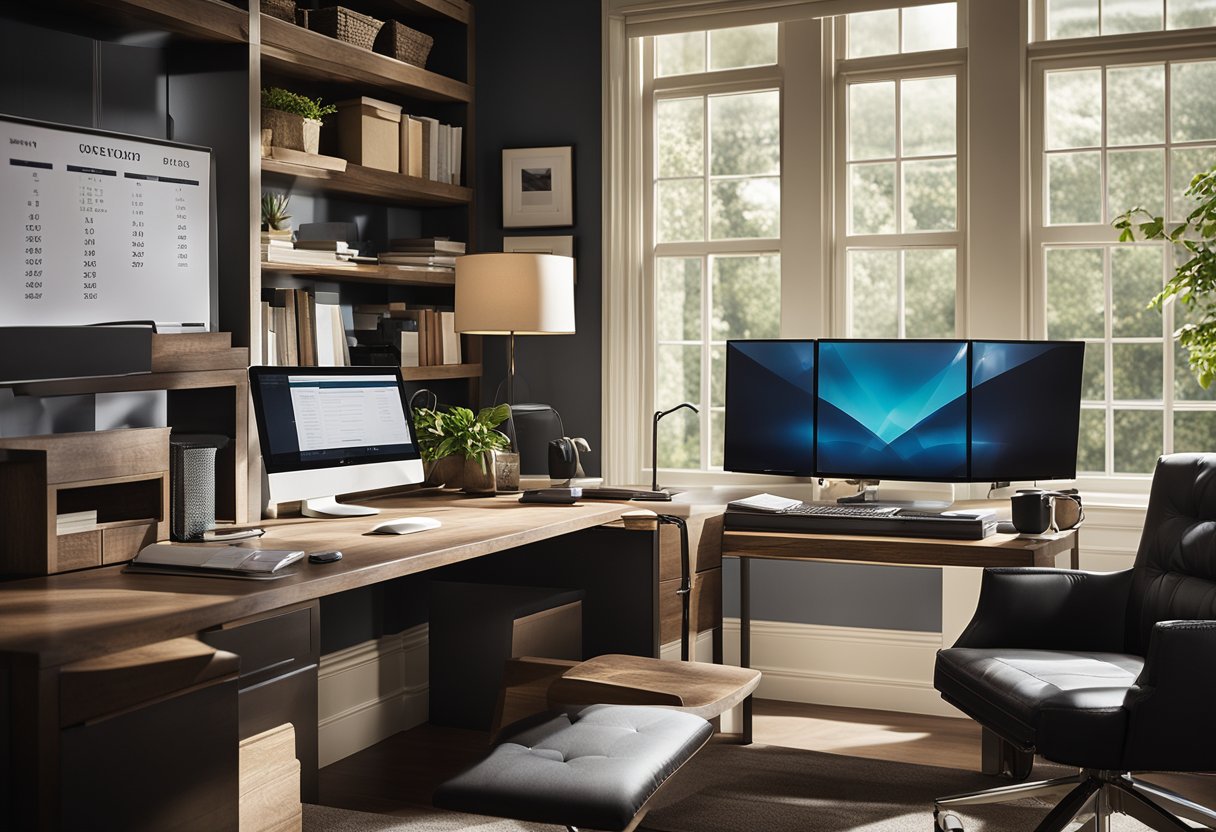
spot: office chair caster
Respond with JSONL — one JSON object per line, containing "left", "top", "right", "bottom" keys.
{"left": 933, "top": 810, "right": 965, "bottom": 831}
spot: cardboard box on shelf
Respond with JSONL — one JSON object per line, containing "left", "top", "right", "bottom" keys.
{"left": 334, "top": 97, "right": 402, "bottom": 173}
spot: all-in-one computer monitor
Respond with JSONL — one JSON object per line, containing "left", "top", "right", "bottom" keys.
{"left": 723, "top": 339, "right": 816, "bottom": 476}
{"left": 816, "top": 340, "right": 969, "bottom": 482}
{"left": 970, "top": 340, "right": 1085, "bottom": 481}
{"left": 249, "top": 366, "right": 423, "bottom": 517}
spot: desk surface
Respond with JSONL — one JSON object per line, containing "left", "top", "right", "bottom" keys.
{"left": 0, "top": 495, "right": 628, "bottom": 668}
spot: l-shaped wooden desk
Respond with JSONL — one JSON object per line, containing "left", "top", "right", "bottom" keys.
{"left": 0, "top": 494, "right": 718, "bottom": 831}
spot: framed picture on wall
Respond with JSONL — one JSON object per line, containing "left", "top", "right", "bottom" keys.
{"left": 503, "top": 235, "right": 576, "bottom": 282}
{"left": 502, "top": 146, "right": 573, "bottom": 228}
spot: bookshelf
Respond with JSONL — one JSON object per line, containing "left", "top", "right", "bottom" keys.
{"left": 260, "top": 262, "right": 456, "bottom": 287}
{"left": 401, "top": 362, "right": 482, "bottom": 381}
{"left": 261, "top": 158, "right": 472, "bottom": 206}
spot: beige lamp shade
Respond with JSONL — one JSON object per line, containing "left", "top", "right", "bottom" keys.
{"left": 455, "top": 253, "right": 575, "bottom": 334}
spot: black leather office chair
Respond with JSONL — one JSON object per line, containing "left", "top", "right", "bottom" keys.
{"left": 932, "top": 453, "right": 1216, "bottom": 832}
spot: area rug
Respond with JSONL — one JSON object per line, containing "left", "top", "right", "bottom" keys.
{"left": 304, "top": 744, "right": 1154, "bottom": 832}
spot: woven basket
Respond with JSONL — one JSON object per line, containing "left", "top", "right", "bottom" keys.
{"left": 374, "top": 20, "right": 434, "bottom": 68}
{"left": 308, "top": 6, "right": 383, "bottom": 51}
{"left": 261, "top": 0, "right": 295, "bottom": 22}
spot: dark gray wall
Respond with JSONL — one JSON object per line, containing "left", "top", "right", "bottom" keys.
{"left": 473, "top": 0, "right": 603, "bottom": 475}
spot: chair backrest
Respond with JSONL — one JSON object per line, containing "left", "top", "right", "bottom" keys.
{"left": 1125, "top": 453, "right": 1216, "bottom": 656}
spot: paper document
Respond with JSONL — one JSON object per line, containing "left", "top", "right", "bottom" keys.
{"left": 727, "top": 493, "right": 803, "bottom": 513}
{"left": 133, "top": 544, "right": 305, "bottom": 573}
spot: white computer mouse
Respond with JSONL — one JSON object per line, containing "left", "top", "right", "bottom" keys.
{"left": 368, "top": 516, "right": 442, "bottom": 535}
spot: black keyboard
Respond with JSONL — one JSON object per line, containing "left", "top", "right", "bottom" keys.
{"left": 725, "top": 502, "right": 997, "bottom": 540}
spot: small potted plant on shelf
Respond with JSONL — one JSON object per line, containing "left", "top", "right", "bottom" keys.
{"left": 1114, "top": 163, "right": 1216, "bottom": 389}
{"left": 261, "top": 86, "right": 337, "bottom": 155}
{"left": 261, "top": 193, "right": 292, "bottom": 241}
{"left": 414, "top": 404, "right": 511, "bottom": 495}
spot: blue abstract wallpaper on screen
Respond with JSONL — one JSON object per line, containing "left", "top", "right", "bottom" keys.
{"left": 817, "top": 341, "right": 968, "bottom": 480}
{"left": 971, "top": 341, "right": 1084, "bottom": 481}
{"left": 724, "top": 340, "right": 816, "bottom": 475}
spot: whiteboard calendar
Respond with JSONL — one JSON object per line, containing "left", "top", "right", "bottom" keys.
{"left": 1, "top": 114, "right": 212, "bottom": 329}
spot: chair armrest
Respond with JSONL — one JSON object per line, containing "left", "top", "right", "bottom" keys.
{"left": 1123, "top": 621, "right": 1216, "bottom": 771}
{"left": 952, "top": 567, "right": 1133, "bottom": 651}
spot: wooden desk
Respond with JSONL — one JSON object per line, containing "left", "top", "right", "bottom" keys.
{"left": 721, "top": 527, "right": 1080, "bottom": 743}
{"left": 0, "top": 494, "right": 648, "bottom": 830}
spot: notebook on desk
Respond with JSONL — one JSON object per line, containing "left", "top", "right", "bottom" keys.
{"left": 124, "top": 543, "right": 306, "bottom": 579}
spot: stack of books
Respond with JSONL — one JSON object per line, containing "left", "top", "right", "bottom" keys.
{"left": 261, "top": 288, "right": 350, "bottom": 367}
{"left": 401, "top": 116, "right": 463, "bottom": 185}
{"left": 56, "top": 510, "right": 98, "bottom": 536}
{"left": 261, "top": 236, "right": 358, "bottom": 266}
{"left": 378, "top": 237, "right": 465, "bottom": 271}
{"left": 352, "top": 302, "right": 461, "bottom": 367}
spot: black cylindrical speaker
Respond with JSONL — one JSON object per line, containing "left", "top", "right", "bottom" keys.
{"left": 170, "top": 433, "right": 230, "bottom": 541}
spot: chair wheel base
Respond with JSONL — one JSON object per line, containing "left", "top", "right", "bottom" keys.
{"left": 934, "top": 811, "right": 965, "bottom": 831}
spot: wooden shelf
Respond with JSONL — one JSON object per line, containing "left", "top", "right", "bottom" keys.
{"left": 357, "top": 0, "right": 471, "bottom": 24}
{"left": 260, "top": 262, "right": 455, "bottom": 287}
{"left": 401, "top": 363, "right": 482, "bottom": 381}
{"left": 262, "top": 158, "right": 472, "bottom": 207}
{"left": 260, "top": 15, "right": 472, "bottom": 103}
{"left": 47, "top": 0, "right": 250, "bottom": 43}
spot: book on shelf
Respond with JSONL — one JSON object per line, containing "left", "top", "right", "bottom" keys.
{"left": 402, "top": 116, "right": 424, "bottom": 178}
{"left": 400, "top": 330, "right": 420, "bottom": 368}
{"left": 388, "top": 237, "right": 466, "bottom": 254}
{"left": 261, "top": 288, "right": 350, "bottom": 368}
{"left": 451, "top": 126, "right": 463, "bottom": 186}
{"left": 437, "top": 123, "right": 451, "bottom": 184}
{"left": 56, "top": 510, "right": 98, "bottom": 536}
{"left": 261, "top": 246, "right": 343, "bottom": 266}
{"left": 377, "top": 253, "right": 458, "bottom": 268}
{"left": 439, "top": 311, "right": 461, "bottom": 365}
{"left": 414, "top": 115, "right": 439, "bottom": 182}
{"left": 294, "top": 240, "right": 353, "bottom": 252}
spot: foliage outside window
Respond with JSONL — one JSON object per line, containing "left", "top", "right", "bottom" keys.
{"left": 1041, "top": 0, "right": 1216, "bottom": 39}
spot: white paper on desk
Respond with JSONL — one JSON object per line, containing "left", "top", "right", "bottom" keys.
{"left": 134, "top": 544, "right": 305, "bottom": 573}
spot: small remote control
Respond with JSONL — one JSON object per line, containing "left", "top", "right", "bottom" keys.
{"left": 308, "top": 550, "right": 343, "bottom": 564}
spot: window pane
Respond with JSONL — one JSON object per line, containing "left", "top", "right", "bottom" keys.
{"left": 847, "top": 9, "right": 899, "bottom": 58}
{"left": 904, "top": 249, "right": 957, "bottom": 337}
{"left": 1082, "top": 346, "right": 1106, "bottom": 400}
{"left": 1172, "top": 147, "right": 1216, "bottom": 220}
{"left": 1111, "top": 246, "right": 1163, "bottom": 337}
{"left": 655, "top": 258, "right": 702, "bottom": 341}
{"left": 710, "top": 90, "right": 779, "bottom": 176}
{"left": 1047, "top": 0, "right": 1100, "bottom": 38}
{"left": 903, "top": 159, "right": 956, "bottom": 232}
{"left": 848, "top": 250, "right": 899, "bottom": 337}
{"left": 1046, "top": 247, "right": 1105, "bottom": 339}
{"left": 1047, "top": 151, "right": 1103, "bottom": 224}
{"left": 710, "top": 177, "right": 780, "bottom": 239}
{"left": 902, "top": 3, "right": 957, "bottom": 52}
{"left": 709, "top": 23, "right": 777, "bottom": 71}
{"left": 710, "top": 408, "right": 726, "bottom": 468}
{"left": 1046, "top": 69, "right": 1102, "bottom": 150}
{"left": 657, "top": 179, "right": 704, "bottom": 242}
{"left": 1112, "top": 343, "right": 1163, "bottom": 400}
{"left": 1107, "top": 64, "right": 1165, "bottom": 147}
{"left": 1103, "top": 0, "right": 1164, "bottom": 33}
{"left": 902, "top": 76, "right": 956, "bottom": 157}
{"left": 1168, "top": 0, "right": 1216, "bottom": 28}
{"left": 656, "top": 403, "right": 700, "bottom": 469}
{"left": 656, "top": 32, "right": 705, "bottom": 77}
{"left": 710, "top": 346, "right": 727, "bottom": 408}
{"left": 1171, "top": 61, "right": 1216, "bottom": 143}
{"left": 657, "top": 98, "right": 703, "bottom": 178}
{"left": 1113, "top": 409, "right": 1162, "bottom": 473}
{"left": 1173, "top": 410, "right": 1216, "bottom": 452}
{"left": 849, "top": 162, "right": 897, "bottom": 234}
{"left": 1108, "top": 148, "right": 1166, "bottom": 219}
{"left": 656, "top": 344, "right": 700, "bottom": 409}
{"left": 848, "top": 81, "right": 896, "bottom": 161}
{"left": 710, "top": 254, "right": 780, "bottom": 340}
{"left": 1077, "top": 408, "right": 1106, "bottom": 472}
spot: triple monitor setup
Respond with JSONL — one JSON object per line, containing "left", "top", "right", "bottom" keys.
{"left": 724, "top": 338, "right": 1085, "bottom": 538}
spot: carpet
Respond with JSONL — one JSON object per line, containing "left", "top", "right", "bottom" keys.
{"left": 304, "top": 744, "right": 1153, "bottom": 832}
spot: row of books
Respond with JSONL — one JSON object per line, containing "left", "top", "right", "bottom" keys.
{"left": 402, "top": 117, "right": 463, "bottom": 185}
{"left": 378, "top": 237, "right": 466, "bottom": 270}
{"left": 352, "top": 302, "right": 461, "bottom": 367}
{"left": 261, "top": 288, "right": 350, "bottom": 367}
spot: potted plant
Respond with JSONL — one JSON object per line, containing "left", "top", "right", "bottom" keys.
{"left": 413, "top": 404, "right": 463, "bottom": 490}
{"left": 261, "top": 86, "right": 337, "bottom": 155}
{"left": 1114, "top": 163, "right": 1216, "bottom": 389}
{"left": 414, "top": 404, "right": 511, "bottom": 495}
{"left": 261, "top": 193, "right": 292, "bottom": 240}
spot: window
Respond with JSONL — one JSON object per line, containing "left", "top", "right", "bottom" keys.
{"left": 838, "top": 10, "right": 964, "bottom": 338}
{"left": 1033, "top": 52, "right": 1216, "bottom": 476}
{"left": 1040, "top": 0, "right": 1216, "bottom": 39}
{"left": 649, "top": 24, "right": 782, "bottom": 471}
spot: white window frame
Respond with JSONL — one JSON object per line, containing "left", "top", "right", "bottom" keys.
{"left": 1028, "top": 31, "right": 1216, "bottom": 493}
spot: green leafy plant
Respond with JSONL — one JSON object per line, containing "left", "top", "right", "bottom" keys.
{"left": 260, "top": 87, "right": 337, "bottom": 122}
{"left": 413, "top": 404, "right": 511, "bottom": 470}
{"left": 1114, "top": 164, "right": 1216, "bottom": 389}
{"left": 260, "top": 192, "right": 291, "bottom": 231}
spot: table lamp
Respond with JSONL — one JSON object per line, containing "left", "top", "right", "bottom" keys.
{"left": 455, "top": 252, "right": 576, "bottom": 445}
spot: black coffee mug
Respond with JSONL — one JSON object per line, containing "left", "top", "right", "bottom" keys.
{"left": 1011, "top": 490, "right": 1053, "bottom": 534}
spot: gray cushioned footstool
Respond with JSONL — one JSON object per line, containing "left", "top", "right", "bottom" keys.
{"left": 434, "top": 704, "right": 713, "bottom": 832}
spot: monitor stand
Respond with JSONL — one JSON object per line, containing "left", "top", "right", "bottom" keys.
{"left": 301, "top": 496, "right": 380, "bottom": 518}
{"left": 836, "top": 480, "right": 953, "bottom": 510}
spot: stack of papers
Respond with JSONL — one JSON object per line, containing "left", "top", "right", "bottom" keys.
{"left": 130, "top": 544, "right": 305, "bottom": 576}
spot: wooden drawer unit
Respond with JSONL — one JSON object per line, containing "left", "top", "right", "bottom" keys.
{"left": 0, "top": 428, "right": 170, "bottom": 576}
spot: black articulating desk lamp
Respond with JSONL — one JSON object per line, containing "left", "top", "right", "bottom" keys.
{"left": 651, "top": 402, "right": 700, "bottom": 495}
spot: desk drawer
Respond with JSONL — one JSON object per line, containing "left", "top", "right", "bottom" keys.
{"left": 203, "top": 604, "right": 318, "bottom": 683}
